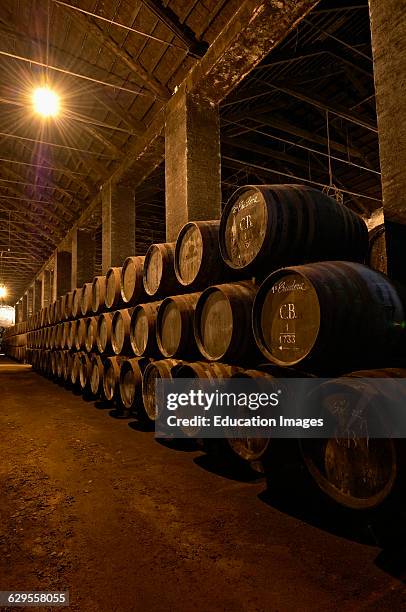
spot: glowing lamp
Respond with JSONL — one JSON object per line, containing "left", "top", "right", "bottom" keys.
{"left": 33, "top": 87, "right": 60, "bottom": 117}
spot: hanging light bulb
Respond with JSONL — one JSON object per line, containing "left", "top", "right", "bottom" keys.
{"left": 0, "top": 285, "right": 7, "bottom": 299}
{"left": 32, "top": 87, "right": 60, "bottom": 118}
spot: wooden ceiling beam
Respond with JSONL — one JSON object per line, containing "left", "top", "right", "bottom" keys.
{"left": 3, "top": 165, "right": 79, "bottom": 212}
{"left": 11, "top": 140, "right": 94, "bottom": 195}
{"left": 57, "top": 3, "right": 170, "bottom": 101}
{"left": 0, "top": 201, "right": 66, "bottom": 239}
{"left": 238, "top": 115, "right": 366, "bottom": 160}
{"left": 0, "top": 167, "right": 76, "bottom": 221}
{"left": 140, "top": 0, "right": 207, "bottom": 58}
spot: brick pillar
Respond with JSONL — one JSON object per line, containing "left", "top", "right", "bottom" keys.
{"left": 369, "top": 0, "right": 406, "bottom": 282}
{"left": 71, "top": 228, "right": 96, "bottom": 289}
{"left": 101, "top": 181, "right": 136, "bottom": 273}
{"left": 15, "top": 301, "right": 20, "bottom": 324}
{"left": 27, "top": 287, "right": 34, "bottom": 318}
{"left": 42, "top": 270, "right": 52, "bottom": 308}
{"left": 54, "top": 251, "right": 72, "bottom": 298}
{"left": 165, "top": 83, "right": 221, "bottom": 241}
{"left": 22, "top": 293, "right": 28, "bottom": 321}
{"left": 34, "top": 279, "right": 41, "bottom": 313}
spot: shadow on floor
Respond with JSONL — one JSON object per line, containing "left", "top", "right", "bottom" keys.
{"left": 193, "top": 443, "right": 265, "bottom": 484}
{"left": 156, "top": 437, "right": 200, "bottom": 453}
{"left": 257, "top": 453, "right": 406, "bottom": 584}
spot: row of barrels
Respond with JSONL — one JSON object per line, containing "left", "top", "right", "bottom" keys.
{"left": 13, "top": 184, "right": 370, "bottom": 336}
{"left": 28, "top": 345, "right": 406, "bottom": 511}
{"left": 28, "top": 349, "right": 243, "bottom": 422}
{"left": 2, "top": 333, "right": 27, "bottom": 362}
{"left": 25, "top": 260, "right": 406, "bottom": 374}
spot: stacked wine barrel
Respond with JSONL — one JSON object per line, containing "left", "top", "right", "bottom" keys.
{"left": 5, "top": 184, "right": 405, "bottom": 511}
{"left": 2, "top": 322, "right": 28, "bottom": 362}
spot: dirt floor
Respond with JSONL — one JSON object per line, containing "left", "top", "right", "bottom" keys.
{"left": 0, "top": 355, "right": 405, "bottom": 612}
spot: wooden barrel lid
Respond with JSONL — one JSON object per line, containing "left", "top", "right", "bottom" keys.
{"left": 112, "top": 312, "right": 125, "bottom": 354}
{"left": 131, "top": 307, "right": 149, "bottom": 355}
{"left": 176, "top": 223, "right": 203, "bottom": 285}
{"left": 157, "top": 300, "right": 182, "bottom": 357}
{"left": 198, "top": 289, "right": 233, "bottom": 360}
{"left": 221, "top": 186, "right": 268, "bottom": 269}
{"left": 144, "top": 246, "right": 163, "bottom": 295}
{"left": 255, "top": 271, "right": 320, "bottom": 366}
{"left": 120, "top": 366, "right": 136, "bottom": 408}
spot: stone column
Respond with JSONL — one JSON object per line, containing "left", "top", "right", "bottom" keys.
{"left": 369, "top": 0, "right": 406, "bottom": 281}
{"left": 42, "top": 270, "right": 52, "bottom": 308}
{"left": 54, "top": 251, "right": 72, "bottom": 298}
{"left": 15, "top": 301, "right": 21, "bottom": 324}
{"left": 101, "top": 181, "right": 136, "bottom": 273}
{"left": 34, "top": 279, "right": 42, "bottom": 313}
{"left": 71, "top": 228, "right": 96, "bottom": 289}
{"left": 165, "top": 83, "right": 221, "bottom": 241}
{"left": 22, "top": 293, "right": 28, "bottom": 321}
{"left": 27, "top": 286, "right": 34, "bottom": 318}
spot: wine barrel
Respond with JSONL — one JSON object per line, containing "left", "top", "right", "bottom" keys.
{"left": 92, "top": 276, "right": 106, "bottom": 314}
{"left": 50, "top": 351, "right": 58, "bottom": 377}
{"left": 90, "top": 354, "right": 105, "bottom": 398}
{"left": 71, "top": 287, "right": 82, "bottom": 319}
{"left": 64, "top": 291, "right": 74, "bottom": 320}
{"left": 74, "top": 318, "right": 87, "bottom": 351}
{"left": 175, "top": 361, "right": 243, "bottom": 379}
{"left": 61, "top": 322, "right": 70, "bottom": 350}
{"left": 58, "top": 295, "right": 66, "bottom": 323}
{"left": 119, "top": 357, "right": 150, "bottom": 411}
{"left": 156, "top": 293, "right": 201, "bottom": 358}
{"left": 194, "top": 281, "right": 259, "bottom": 362}
{"left": 253, "top": 261, "right": 405, "bottom": 373}
{"left": 54, "top": 296, "right": 63, "bottom": 324}
{"left": 80, "top": 282, "right": 93, "bottom": 317}
{"left": 173, "top": 361, "right": 244, "bottom": 437}
{"left": 105, "top": 267, "right": 122, "bottom": 310}
{"left": 142, "top": 359, "right": 183, "bottom": 422}
{"left": 219, "top": 185, "right": 368, "bottom": 275}
{"left": 63, "top": 351, "right": 74, "bottom": 383}
{"left": 111, "top": 309, "right": 133, "bottom": 355}
{"left": 79, "top": 353, "right": 92, "bottom": 391}
{"left": 174, "top": 221, "right": 233, "bottom": 289}
{"left": 67, "top": 320, "right": 77, "bottom": 350}
{"left": 48, "top": 301, "right": 55, "bottom": 325}
{"left": 103, "top": 356, "right": 125, "bottom": 402}
{"left": 70, "top": 352, "right": 82, "bottom": 386}
{"left": 130, "top": 301, "right": 161, "bottom": 357}
{"left": 85, "top": 316, "right": 98, "bottom": 353}
{"left": 41, "top": 306, "right": 48, "bottom": 328}
{"left": 55, "top": 323, "right": 64, "bottom": 349}
{"left": 56, "top": 350, "right": 66, "bottom": 379}
{"left": 96, "top": 312, "right": 113, "bottom": 354}
{"left": 300, "top": 368, "right": 406, "bottom": 509}
{"left": 143, "top": 242, "right": 181, "bottom": 297}
{"left": 226, "top": 368, "right": 287, "bottom": 464}
{"left": 367, "top": 224, "right": 387, "bottom": 274}
{"left": 49, "top": 325, "right": 57, "bottom": 350}
{"left": 121, "top": 256, "right": 146, "bottom": 305}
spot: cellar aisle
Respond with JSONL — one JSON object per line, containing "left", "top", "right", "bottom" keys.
{"left": 0, "top": 356, "right": 404, "bottom": 612}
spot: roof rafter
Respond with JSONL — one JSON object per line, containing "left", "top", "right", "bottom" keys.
{"left": 140, "top": 0, "right": 207, "bottom": 58}
{"left": 57, "top": 3, "right": 171, "bottom": 101}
